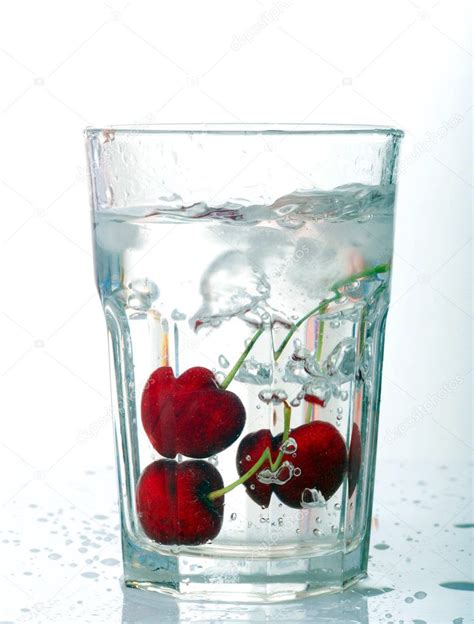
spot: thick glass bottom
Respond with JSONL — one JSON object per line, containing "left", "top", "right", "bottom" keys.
{"left": 123, "top": 536, "right": 368, "bottom": 603}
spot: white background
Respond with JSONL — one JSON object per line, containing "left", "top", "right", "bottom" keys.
{"left": 0, "top": 1, "right": 472, "bottom": 621}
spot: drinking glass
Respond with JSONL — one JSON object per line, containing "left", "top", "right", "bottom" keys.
{"left": 85, "top": 124, "right": 403, "bottom": 602}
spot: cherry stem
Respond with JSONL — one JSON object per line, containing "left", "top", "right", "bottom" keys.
{"left": 209, "top": 263, "right": 391, "bottom": 501}
{"left": 220, "top": 262, "right": 391, "bottom": 388}
{"left": 208, "top": 402, "right": 292, "bottom": 501}
{"left": 220, "top": 327, "right": 265, "bottom": 390}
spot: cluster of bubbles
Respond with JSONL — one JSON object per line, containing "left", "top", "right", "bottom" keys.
{"left": 284, "top": 337, "right": 357, "bottom": 406}
{"left": 257, "top": 461, "right": 295, "bottom": 486}
{"left": 258, "top": 388, "right": 288, "bottom": 405}
{"left": 236, "top": 358, "right": 273, "bottom": 384}
{"left": 255, "top": 439, "right": 299, "bottom": 485}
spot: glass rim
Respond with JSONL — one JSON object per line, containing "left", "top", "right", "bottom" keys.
{"left": 84, "top": 122, "right": 404, "bottom": 138}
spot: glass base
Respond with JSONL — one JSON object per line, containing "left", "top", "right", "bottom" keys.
{"left": 123, "top": 536, "right": 368, "bottom": 603}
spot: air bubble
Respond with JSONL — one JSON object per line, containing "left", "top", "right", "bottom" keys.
{"left": 105, "top": 185, "right": 114, "bottom": 206}
{"left": 258, "top": 389, "right": 273, "bottom": 404}
{"left": 218, "top": 355, "right": 229, "bottom": 368}
{"left": 215, "top": 372, "right": 225, "bottom": 384}
{"left": 127, "top": 278, "right": 160, "bottom": 311}
{"left": 293, "top": 467, "right": 301, "bottom": 477}
{"left": 257, "top": 461, "right": 294, "bottom": 485}
{"left": 245, "top": 455, "right": 251, "bottom": 461}
{"left": 301, "top": 488, "right": 326, "bottom": 508}
{"left": 273, "top": 389, "right": 288, "bottom": 404}
{"left": 171, "top": 308, "right": 186, "bottom": 321}
{"left": 236, "top": 358, "right": 272, "bottom": 384}
{"left": 280, "top": 437, "right": 297, "bottom": 454}
{"left": 258, "top": 388, "right": 287, "bottom": 404}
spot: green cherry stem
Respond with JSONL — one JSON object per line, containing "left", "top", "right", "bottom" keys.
{"left": 208, "top": 402, "right": 292, "bottom": 501}
{"left": 273, "top": 295, "right": 339, "bottom": 362}
{"left": 219, "top": 262, "right": 391, "bottom": 388}
{"left": 220, "top": 327, "right": 264, "bottom": 390}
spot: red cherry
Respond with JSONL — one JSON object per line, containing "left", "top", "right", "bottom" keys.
{"left": 141, "top": 366, "right": 246, "bottom": 458}
{"left": 136, "top": 459, "right": 224, "bottom": 545}
{"left": 237, "top": 421, "right": 347, "bottom": 509}
{"left": 348, "top": 422, "right": 362, "bottom": 497}
{"left": 275, "top": 422, "right": 347, "bottom": 508}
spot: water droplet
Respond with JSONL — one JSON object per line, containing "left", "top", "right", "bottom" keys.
{"left": 439, "top": 581, "right": 474, "bottom": 592}
{"left": 374, "top": 543, "right": 390, "bottom": 550}
{"left": 171, "top": 308, "right": 186, "bottom": 320}
{"left": 340, "top": 391, "right": 348, "bottom": 401}
{"left": 176, "top": 454, "right": 183, "bottom": 463}
{"left": 330, "top": 320, "right": 340, "bottom": 328}
{"left": 337, "top": 407, "right": 343, "bottom": 415}
{"left": 331, "top": 525, "right": 338, "bottom": 534}
{"left": 414, "top": 591, "right": 427, "bottom": 599}
{"left": 277, "top": 517, "right": 284, "bottom": 526}
{"left": 313, "top": 528, "right": 323, "bottom": 536}
{"left": 290, "top": 398, "right": 301, "bottom": 407}
{"left": 209, "top": 455, "right": 218, "bottom": 466}
{"left": 301, "top": 488, "right": 326, "bottom": 508}
{"left": 230, "top": 513, "right": 237, "bottom": 521}
{"left": 334, "top": 503, "right": 341, "bottom": 510}
{"left": 315, "top": 516, "right": 322, "bottom": 524}
{"left": 218, "top": 355, "right": 229, "bottom": 369}
{"left": 404, "top": 597, "right": 414, "bottom": 603}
